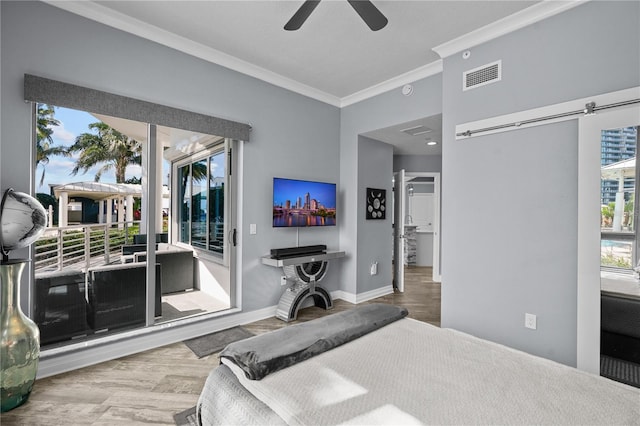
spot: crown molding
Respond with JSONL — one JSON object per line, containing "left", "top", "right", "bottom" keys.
{"left": 433, "top": 0, "right": 587, "bottom": 59}
{"left": 44, "top": 0, "right": 586, "bottom": 109}
{"left": 340, "top": 60, "right": 443, "bottom": 108}
{"left": 43, "top": 1, "right": 343, "bottom": 107}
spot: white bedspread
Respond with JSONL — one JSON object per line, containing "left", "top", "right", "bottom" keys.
{"left": 222, "top": 318, "right": 640, "bottom": 425}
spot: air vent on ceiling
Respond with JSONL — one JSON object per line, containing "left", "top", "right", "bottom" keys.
{"left": 401, "top": 125, "right": 432, "bottom": 136}
{"left": 463, "top": 60, "right": 502, "bottom": 91}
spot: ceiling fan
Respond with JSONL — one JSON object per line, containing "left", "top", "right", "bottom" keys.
{"left": 284, "top": 0, "right": 388, "bottom": 31}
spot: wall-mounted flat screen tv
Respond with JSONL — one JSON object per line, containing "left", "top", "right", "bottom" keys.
{"left": 273, "top": 177, "right": 337, "bottom": 227}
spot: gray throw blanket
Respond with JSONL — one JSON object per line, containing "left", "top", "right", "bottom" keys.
{"left": 220, "top": 303, "right": 408, "bottom": 380}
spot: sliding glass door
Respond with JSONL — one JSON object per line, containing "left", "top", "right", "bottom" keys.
{"left": 33, "top": 104, "right": 155, "bottom": 347}
{"left": 175, "top": 142, "right": 230, "bottom": 265}
{"left": 32, "top": 104, "right": 235, "bottom": 349}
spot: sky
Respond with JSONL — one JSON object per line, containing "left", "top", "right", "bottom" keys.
{"left": 37, "top": 106, "right": 152, "bottom": 193}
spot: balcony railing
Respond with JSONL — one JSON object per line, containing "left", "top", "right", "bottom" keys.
{"left": 35, "top": 221, "right": 141, "bottom": 272}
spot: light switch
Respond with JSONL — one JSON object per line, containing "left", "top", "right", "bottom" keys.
{"left": 250, "top": 223, "right": 257, "bottom": 235}
{"left": 525, "top": 313, "right": 537, "bottom": 330}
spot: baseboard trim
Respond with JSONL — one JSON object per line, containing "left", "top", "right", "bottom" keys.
{"left": 356, "top": 285, "right": 394, "bottom": 303}
{"left": 331, "top": 290, "right": 356, "bottom": 304}
{"left": 332, "top": 285, "right": 394, "bottom": 304}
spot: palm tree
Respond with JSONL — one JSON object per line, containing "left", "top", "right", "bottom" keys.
{"left": 179, "top": 162, "right": 210, "bottom": 192}
{"left": 36, "top": 104, "right": 67, "bottom": 187}
{"left": 67, "top": 122, "right": 142, "bottom": 183}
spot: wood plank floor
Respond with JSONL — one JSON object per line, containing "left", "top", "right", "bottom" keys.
{"left": 1, "top": 266, "right": 439, "bottom": 425}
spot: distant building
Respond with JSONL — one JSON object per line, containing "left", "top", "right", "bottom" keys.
{"left": 601, "top": 127, "right": 638, "bottom": 205}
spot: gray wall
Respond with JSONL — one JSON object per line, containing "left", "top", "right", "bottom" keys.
{"left": 394, "top": 155, "right": 442, "bottom": 173}
{"left": 357, "top": 136, "right": 393, "bottom": 293}
{"left": 5, "top": 0, "right": 635, "bottom": 374}
{"left": 0, "top": 1, "right": 340, "bottom": 314}
{"left": 441, "top": 0, "right": 640, "bottom": 366}
{"left": 340, "top": 74, "right": 442, "bottom": 296}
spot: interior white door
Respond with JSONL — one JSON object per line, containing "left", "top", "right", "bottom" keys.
{"left": 393, "top": 169, "right": 405, "bottom": 292}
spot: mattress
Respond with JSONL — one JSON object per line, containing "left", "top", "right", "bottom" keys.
{"left": 198, "top": 305, "right": 640, "bottom": 425}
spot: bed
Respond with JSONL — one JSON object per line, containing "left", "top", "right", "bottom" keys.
{"left": 196, "top": 304, "right": 640, "bottom": 425}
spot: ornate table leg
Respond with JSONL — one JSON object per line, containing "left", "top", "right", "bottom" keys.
{"left": 275, "top": 260, "right": 333, "bottom": 322}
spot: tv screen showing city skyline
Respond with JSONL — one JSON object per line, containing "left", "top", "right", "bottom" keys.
{"left": 273, "top": 177, "right": 336, "bottom": 227}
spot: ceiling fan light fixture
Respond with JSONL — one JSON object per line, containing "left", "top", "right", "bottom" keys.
{"left": 284, "top": 0, "right": 388, "bottom": 31}
{"left": 347, "top": 0, "right": 388, "bottom": 31}
{"left": 284, "top": 0, "right": 321, "bottom": 31}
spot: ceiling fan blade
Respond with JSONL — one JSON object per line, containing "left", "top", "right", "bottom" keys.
{"left": 284, "top": 0, "right": 321, "bottom": 31}
{"left": 347, "top": 0, "right": 388, "bottom": 31}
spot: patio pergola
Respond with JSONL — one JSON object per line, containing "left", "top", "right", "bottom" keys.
{"left": 51, "top": 182, "right": 141, "bottom": 227}
{"left": 601, "top": 157, "right": 635, "bottom": 231}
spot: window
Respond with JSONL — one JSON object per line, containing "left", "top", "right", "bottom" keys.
{"left": 25, "top": 75, "right": 245, "bottom": 357}
{"left": 176, "top": 144, "right": 229, "bottom": 263}
{"left": 32, "top": 103, "right": 235, "bottom": 349}
{"left": 33, "top": 104, "right": 162, "bottom": 347}
{"left": 600, "top": 126, "right": 640, "bottom": 271}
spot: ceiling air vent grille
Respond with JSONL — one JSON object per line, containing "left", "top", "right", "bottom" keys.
{"left": 401, "top": 125, "right": 432, "bottom": 136}
{"left": 463, "top": 60, "right": 501, "bottom": 91}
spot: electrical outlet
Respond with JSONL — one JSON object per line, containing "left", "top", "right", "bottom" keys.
{"left": 280, "top": 276, "right": 288, "bottom": 286}
{"left": 525, "top": 313, "right": 537, "bottom": 330}
{"left": 370, "top": 262, "right": 378, "bottom": 275}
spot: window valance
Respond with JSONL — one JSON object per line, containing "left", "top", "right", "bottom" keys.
{"left": 24, "top": 74, "right": 251, "bottom": 141}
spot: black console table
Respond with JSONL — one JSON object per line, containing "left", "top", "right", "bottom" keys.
{"left": 261, "top": 251, "right": 345, "bottom": 322}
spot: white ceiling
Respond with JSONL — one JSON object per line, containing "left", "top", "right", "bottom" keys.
{"left": 363, "top": 114, "right": 443, "bottom": 156}
{"left": 47, "top": 0, "right": 581, "bottom": 155}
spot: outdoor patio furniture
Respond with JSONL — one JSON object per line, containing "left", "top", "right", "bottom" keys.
{"left": 133, "top": 246, "right": 195, "bottom": 294}
{"left": 86, "top": 262, "right": 162, "bottom": 332}
{"left": 122, "top": 243, "right": 158, "bottom": 257}
{"left": 34, "top": 270, "right": 91, "bottom": 345}
{"left": 601, "top": 292, "right": 640, "bottom": 363}
{"left": 133, "top": 233, "right": 168, "bottom": 245}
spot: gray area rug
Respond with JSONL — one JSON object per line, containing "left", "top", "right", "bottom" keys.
{"left": 184, "top": 326, "right": 254, "bottom": 358}
{"left": 601, "top": 355, "right": 640, "bottom": 388}
{"left": 174, "top": 406, "right": 197, "bottom": 426}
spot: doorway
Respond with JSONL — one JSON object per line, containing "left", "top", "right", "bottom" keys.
{"left": 361, "top": 114, "right": 443, "bottom": 296}
{"left": 393, "top": 170, "right": 441, "bottom": 292}
{"left": 405, "top": 172, "right": 440, "bottom": 281}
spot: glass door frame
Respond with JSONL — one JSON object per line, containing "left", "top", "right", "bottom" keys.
{"left": 172, "top": 139, "right": 232, "bottom": 267}
{"left": 577, "top": 103, "right": 640, "bottom": 374}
